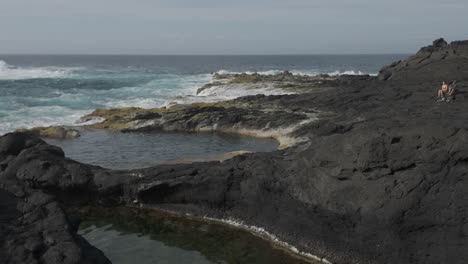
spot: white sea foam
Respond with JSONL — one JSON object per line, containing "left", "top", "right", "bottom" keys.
{"left": 0, "top": 106, "right": 89, "bottom": 136}
{"left": 0, "top": 60, "right": 74, "bottom": 80}
{"left": 325, "top": 70, "right": 376, "bottom": 76}
{"left": 103, "top": 73, "right": 213, "bottom": 109}
{"left": 215, "top": 69, "right": 283, "bottom": 76}
{"left": 197, "top": 83, "right": 288, "bottom": 98}
{"left": 0, "top": 71, "right": 215, "bottom": 135}
{"left": 164, "top": 69, "right": 378, "bottom": 108}
{"left": 215, "top": 69, "right": 376, "bottom": 77}
{"left": 163, "top": 82, "right": 291, "bottom": 107}
{"left": 103, "top": 97, "right": 166, "bottom": 109}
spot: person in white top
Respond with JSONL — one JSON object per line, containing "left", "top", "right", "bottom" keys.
{"left": 437, "top": 81, "right": 449, "bottom": 101}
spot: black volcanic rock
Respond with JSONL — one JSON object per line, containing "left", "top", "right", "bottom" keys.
{"left": 378, "top": 38, "right": 468, "bottom": 82}
{"left": 432, "top": 38, "right": 448, "bottom": 47}
{"left": 0, "top": 133, "right": 111, "bottom": 264}
{"left": 0, "top": 189, "right": 110, "bottom": 264}
{"left": 127, "top": 126, "right": 468, "bottom": 264}
{"left": 120, "top": 39, "right": 468, "bottom": 264}
{"left": 197, "top": 71, "right": 372, "bottom": 95}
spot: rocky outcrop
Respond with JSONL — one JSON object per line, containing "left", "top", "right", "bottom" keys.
{"left": 0, "top": 189, "right": 110, "bottom": 264}
{"left": 124, "top": 125, "right": 468, "bottom": 264}
{"left": 80, "top": 100, "right": 320, "bottom": 149}
{"left": 197, "top": 71, "right": 372, "bottom": 95}
{"left": 378, "top": 38, "right": 468, "bottom": 82}
{"left": 16, "top": 126, "right": 81, "bottom": 139}
{"left": 0, "top": 133, "right": 111, "bottom": 264}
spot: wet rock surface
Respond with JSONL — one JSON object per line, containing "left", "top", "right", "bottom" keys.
{"left": 2, "top": 39, "right": 468, "bottom": 264}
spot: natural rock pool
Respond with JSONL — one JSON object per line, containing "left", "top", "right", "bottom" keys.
{"left": 45, "top": 129, "right": 278, "bottom": 170}
{"left": 46, "top": 129, "right": 309, "bottom": 263}
{"left": 78, "top": 207, "right": 318, "bottom": 264}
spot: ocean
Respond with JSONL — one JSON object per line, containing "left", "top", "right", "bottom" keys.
{"left": 0, "top": 54, "right": 407, "bottom": 136}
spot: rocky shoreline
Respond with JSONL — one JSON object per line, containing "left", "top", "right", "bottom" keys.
{"left": 2, "top": 39, "right": 468, "bottom": 264}
{"left": 196, "top": 70, "right": 372, "bottom": 95}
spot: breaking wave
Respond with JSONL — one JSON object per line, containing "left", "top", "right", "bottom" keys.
{"left": 161, "top": 68, "right": 376, "bottom": 107}
{"left": 163, "top": 83, "right": 290, "bottom": 107}
{"left": 1, "top": 54, "right": 400, "bottom": 135}
{"left": 0, "top": 60, "right": 74, "bottom": 80}
{"left": 0, "top": 72, "right": 213, "bottom": 135}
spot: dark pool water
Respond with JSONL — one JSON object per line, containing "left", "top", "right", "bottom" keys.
{"left": 45, "top": 129, "right": 278, "bottom": 170}
{"left": 78, "top": 207, "right": 317, "bottom": 264}
{"left": 80, "top": 224, "right": 214, "bottom": 264}
{"left": 53, "top": 130, "right": 304, "bottom": 263}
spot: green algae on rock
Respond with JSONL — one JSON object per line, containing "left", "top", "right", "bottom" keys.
{"left": 16, "top": 126, "right": 81, "bottom": 139}
{"left": 80, "top": 100, "right": 320, "bottom": 149}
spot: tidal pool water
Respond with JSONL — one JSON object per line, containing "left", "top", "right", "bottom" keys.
{"left": 78, "top": 207, "right": 318, "bottom": 264}
{"left": 52, "top": 129, "right": 311, "bottom": 263}
{"left": 45, "top": 129, "right": 278, "bottom": 170}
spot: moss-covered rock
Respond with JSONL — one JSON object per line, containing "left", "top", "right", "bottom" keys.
{"left": 16, "top": 126, "right": 81, "bottom": 139}
{"left": 78, "top": 99, "right": 315, "bottom": 149}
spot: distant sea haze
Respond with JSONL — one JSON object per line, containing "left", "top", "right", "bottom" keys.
{"left": 0, "top": 54, "right": 407, "bottom": 135}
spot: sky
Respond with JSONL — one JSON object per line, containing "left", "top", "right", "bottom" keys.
{"left": 1, "top": 0, "right": 467, "bottom": 54}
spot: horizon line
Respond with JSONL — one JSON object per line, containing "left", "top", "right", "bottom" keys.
{"left": 0, "top": 53, "right": 411, "bottom": 56}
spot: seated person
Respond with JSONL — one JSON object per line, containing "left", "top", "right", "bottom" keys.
{"left": 437, "top": 81, "right": 449, "bottom": 101}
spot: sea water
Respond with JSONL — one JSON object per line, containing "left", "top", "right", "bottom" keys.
{"left": 0, "top": 54, "right": 407, "bottom": 135}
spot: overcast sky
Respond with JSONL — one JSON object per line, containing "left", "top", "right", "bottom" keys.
{"left": 1, "top": 0, "right": 467, "bottom": 54}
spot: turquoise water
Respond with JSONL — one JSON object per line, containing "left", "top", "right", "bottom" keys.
{"left": 0, "top": 55, "right": 407, "bottom": 135}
